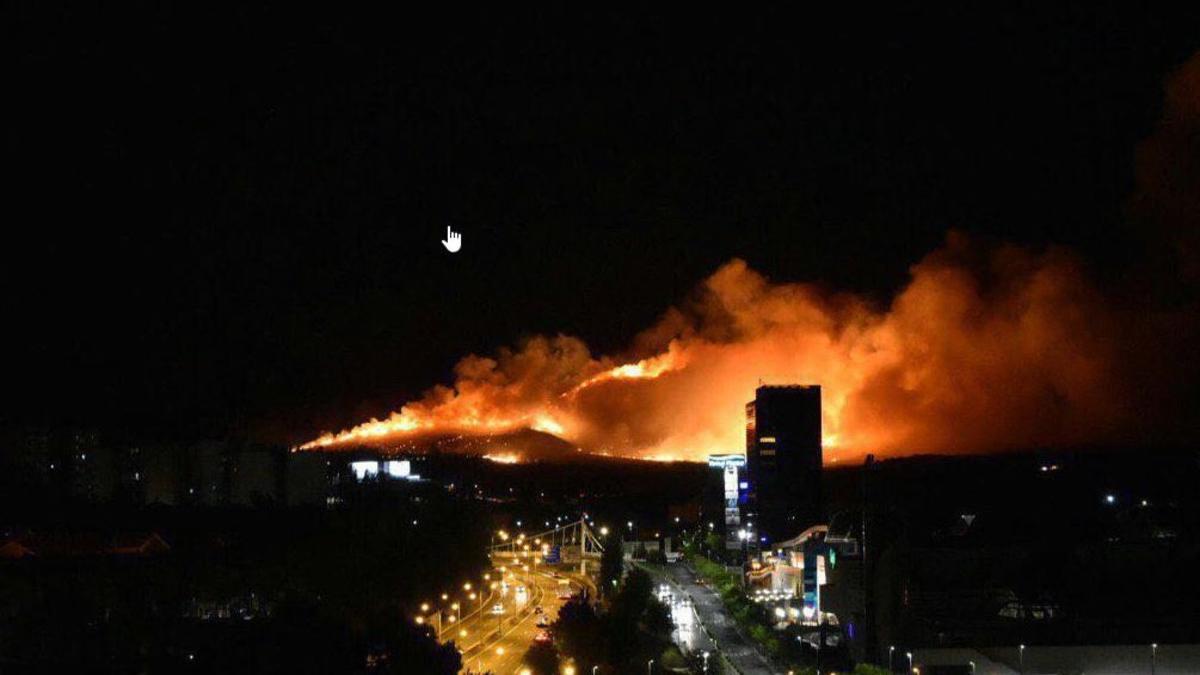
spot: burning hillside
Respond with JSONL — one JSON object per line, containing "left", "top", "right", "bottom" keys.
{"left": 300, "top": 232, "right": 1194, "bottom": 463}
{"left": 300, "top": 54, "right": 1200, "bottom": 464}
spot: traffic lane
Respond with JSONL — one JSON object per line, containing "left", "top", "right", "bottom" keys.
{"left": 664, "top": 564, "right": 778, "bottom": 675}
{"left": 462, "top": 572, "right": 547, "bottom": 674}
{"left": 638, "top": 564, "right": 725, "bottom": 672}
{"left": 479, "top": 574, "right": 559, "bottom": 674}
{"left": 438, "top": 582, "right": 502, "bottom": 651}
{"left": 465, "top": 571, "right": 574, "bottom": 674}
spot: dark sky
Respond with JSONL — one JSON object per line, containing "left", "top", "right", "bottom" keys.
{"left": 7, "top": 7, "right": 1199, "bottom": 444}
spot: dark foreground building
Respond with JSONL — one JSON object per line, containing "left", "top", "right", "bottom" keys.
{"left": 745, "top": 385, "right": 823, "bottom": 544}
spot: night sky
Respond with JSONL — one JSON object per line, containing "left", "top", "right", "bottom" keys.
{"left": 8, "top": 7, "right": 1199, "bottom": 444}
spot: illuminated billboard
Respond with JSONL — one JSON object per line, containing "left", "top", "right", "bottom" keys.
{"left": 708, "top": 454, "right": 747, "bottom": 468}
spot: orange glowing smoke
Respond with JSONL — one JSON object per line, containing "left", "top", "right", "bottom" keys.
{"left": 301, "top": 53, "right": 1200, "bottom": 462}
{"left": 300, "top": 232, "right": 1189, "bottom": 463}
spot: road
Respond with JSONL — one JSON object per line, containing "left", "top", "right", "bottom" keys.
{"left": 458, "top": 568, "right": 580, "bottom": 674}
{"left": 643, "top": 562, "right": 780, "bottom": 675}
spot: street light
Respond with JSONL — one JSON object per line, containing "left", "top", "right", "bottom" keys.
{"left": 906, "top": 651, "right": 913, "bottom": 673}
{"left": 968, "top": 661, "right": 975, "bottom": 674}
{"left": 1152, "top": 643, "right": 1158, "bottom": 675}
{"left": 702, "top": 652, "right": 709, "bottom": 673}
{"left": 1019, "top": 644, "right": 1025, "bottom": 674}
{"left": 647, "top": 658, "right": 654, "bottom": 674}
{"left": 889, "top": 645, "right": 895, "bottom": 671}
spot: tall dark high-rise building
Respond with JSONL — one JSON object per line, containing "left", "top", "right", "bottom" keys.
{"left": 745, "top": 385, "right": 823, "bottom": 544}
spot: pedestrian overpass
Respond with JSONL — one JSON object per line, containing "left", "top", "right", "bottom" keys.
{"left": 487, "top": 518, "right": 605, "bottom": 575}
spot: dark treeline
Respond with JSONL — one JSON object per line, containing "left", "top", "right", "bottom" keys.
{"left": 822, "top": 448, "right": 1200, "bottom": 649}
{"left": 0, "top": 477, "right": 488, "bottom": 673}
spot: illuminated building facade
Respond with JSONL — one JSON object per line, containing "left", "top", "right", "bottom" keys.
{"left": 745, "top": 385, "right": 823, "bottom": 544}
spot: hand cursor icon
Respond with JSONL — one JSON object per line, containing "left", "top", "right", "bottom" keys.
{"left": 441, "top": 227, "right": 462, "bottom": 253}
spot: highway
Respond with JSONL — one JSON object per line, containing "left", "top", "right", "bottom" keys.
{"left": 642, "top": 562, "right": 780, "bottom": 675}
{"left": 457, "top": 567, "right": 581, "bottom": 674}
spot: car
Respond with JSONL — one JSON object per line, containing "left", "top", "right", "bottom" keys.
{"left": 533, "top": 605, "right": 544, "bottom": 614}
{"left": 491, "top": 603, "right": 505, "bottom": 615}
{"left": 533, "top": 630, "right": 552, "bottom": 644}
{"left": 536, "top": 615, "right": 550, "bottom": 627}
{"left": 557, "top": 591, "right": 574, "bottom": 600}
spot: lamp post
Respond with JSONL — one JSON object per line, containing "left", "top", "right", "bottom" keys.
{"left": 1019, "top": 644, "right": 1025, "bottom": 674}
{"left": 889, "top": 646, "right": 895, "bottom": 672}
{"left": 1152, "top": 642, "right": 1158, "bottom": 675}
{"left": 968, "top": 660, "right": 975, "bottom": 675}
{"left": 702, "top": 652, "right": 710, "bottom": 673}
{"left": 647, "top": 658, "right": 654, "bottom": 674}
{"left": 906, "top": 652, "right": 913, "bottom": 673}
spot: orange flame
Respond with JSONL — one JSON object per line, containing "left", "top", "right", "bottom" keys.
{"left": 300, "top": 233, "right": 1185, "bottom": 463}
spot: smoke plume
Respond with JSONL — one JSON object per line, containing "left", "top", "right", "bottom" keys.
{"left": 302, "top": 52, "right": 1200, "bottom": 462}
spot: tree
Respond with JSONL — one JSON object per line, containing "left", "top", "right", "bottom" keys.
{"left": 703, "top": 531, "right": 723, "bottom": 557}
{"left": 522, "top": 642, "right": 559, "bottom": 675}
{"left": 553, "top": 597, "right": 604, "bottom": 668}
{"left": 599, "top": 534, "right": 624, "bottom": 597}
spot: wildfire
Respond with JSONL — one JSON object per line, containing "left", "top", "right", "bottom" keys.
{"left": 572, "top": 348, "right": 688, "bottom": 392}
{"left": 299, "top": 233, "right": 1181, "bottom": 463}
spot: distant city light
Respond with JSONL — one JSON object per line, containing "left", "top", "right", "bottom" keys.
{"left": 350, "top": 461, "right": 379, "bottom": 480}
{"left": 1105, "top": 494, "right": 1116, "bottom": 504}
